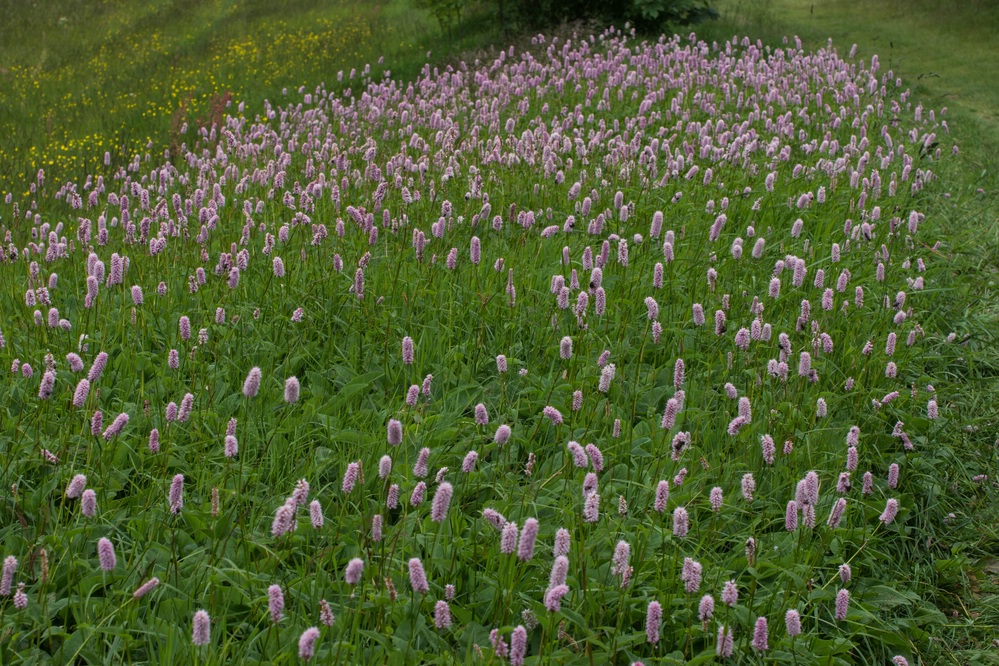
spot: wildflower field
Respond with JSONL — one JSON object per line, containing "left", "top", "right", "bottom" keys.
{"left": 0, "top": 0, "right": 455, "bottom": 188}
{"left": 1, "top": 12, "right": 998, "bottom": 666}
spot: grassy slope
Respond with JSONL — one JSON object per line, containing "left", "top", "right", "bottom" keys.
{"left": 0, "top": 0, "right": 995, "bottom": 658}
{"left": 702, "top": 0, "right": 999, "bottom": 658}
{"left": 0, "top": 0, "right": 493, "bottom": 189}
{"left": 709, "top": 0, "right": 999, "bottom": 118}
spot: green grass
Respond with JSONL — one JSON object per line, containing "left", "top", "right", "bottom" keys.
{"left": 0, "top": 0, "right": 495, "bottom": 189}
{"left": 1, "top": 0, "right": 998, "bottom": 663}
{"left": 701, "top": 0, "right": 999, "bottom": 226}
{"left": 701, "top": 0, "right": 999, "bottom": 660}
{"left": 709, "top": 0, "right": 999, "bottom": 118}
{"left": 703, "top": 0, "right": 999, "bottom": 190}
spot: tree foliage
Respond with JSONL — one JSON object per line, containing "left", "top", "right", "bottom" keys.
{"left": 496, "top": 0, "right": 717, "bottom": 34}
{"left": 413, "top": 0, "right": 475, "bottom": 40}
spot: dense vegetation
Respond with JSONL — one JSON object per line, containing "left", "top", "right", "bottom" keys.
{"left": 3, "top": 22, "right": 994, "bottom": 663}
{"left": 2, "top": 0, "right": 997, "bottom": 663}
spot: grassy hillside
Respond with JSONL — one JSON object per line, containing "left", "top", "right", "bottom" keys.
{"left": 0, "top": 0, "right": 491, "bottom": 189}
{"left": 0, "top": 1, "right": 997, "bottom": 663}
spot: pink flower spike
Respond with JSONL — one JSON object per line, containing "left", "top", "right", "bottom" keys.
{"left": 72, "top": 379, "right": 90, "bottom": 407}
{"left": 87, "top": 351, "right": 108, "bottom": 384}
{"left": 722, "top": 580, "right": 739, "bottom": 607}
{"left": 518, "top": 518, "right": 539, "bottom": 561}
{"left": 344, "top": 558, "right": 364, "bottom": 585}
{"left": 880, "top": 498, "right": 900, "bottom": 524}
{"left": 653, "top": 480, "right": 669, "bottom": 513}
{"left": 408, "top": 558, "right": 429, "bottom": 594}
{"left": 434, "top": 600, "right": 452, "bottom": 629}
{"left": 319, "top": 600, "right": 335, "bottom": 627}
{"left": 413, "top": 448, "right": 430, "bottom": 478}
{"left": 583, "top": 492, "right": 600, "bottom": 523}
{"left": 378, "top": 455, "right": 392, "bottom": 479}
{"left": 342, "top": 462, "right": 360, "bottom": 493}
{"left": 243, "top": 367, "right": 262, "bottom": 397}
{"left": 298, "top": 627, "right": 320, "bottom": 661}
{"left": 501, "top": 521, "right": 519, "bottom": 553}
{"left": 542, "top": 406, "right": 563, "bottom": 425}
{"left": 549, "top": 556, "right": 569, "bottom": 589}
{"left": 431, "top": 482, "right": 454, "bottom": 523}
{"left": 192, "top": 610, "right": 211, "bottom": 646}
{"left": 387, "top": 419, "right": 403, "bottom": 445}
{"left": 66, "top": 474, "right": 87, "bottom": 498}
{"left": 102, "top": 412, "right": 129, "bottom": 440}
{"left": 672, "top": 506, "right": 689, "bottom": 537}
{"left": 2, "top": 556, "right": 18, "bottom": 595}
{"left": 97, "top": 537, "right": 116, "bottom": 571}
{"left": 785, "top": 609, "right": 801, "bottom": 637}
{"left": 474, "top": 403, "right": 489, "bottom": 425}
{"left": 584, "top": 443, "right": 604, "bottom": 472}
{"left": 835, "top": 588, "right": 850, "bottom": 620}
{"left": 224, "top": 434, "right": 237, "bottom": 457}
{"left": 544, "top": 584, "right": 569, "bottom": 612}
{"left": 462, "top": 451, "right": 478, "bottom": 472}
{"left": 268, "top": 584, "right": 284, "bottom": 622}
{"left": 553, "top": 528, "right": 570, "bottom": 557}
{"left": 309, "top": 500, "right": 324, "bottom": 529}
{"left": 495, "top": 424, "right": 511, "bottom": 445}
{"left": 133, "top": 577, "right": 160, "bottom": 599}
{"left": 716, "top": 625, "right": 734, "bottom": 657}
{"left": 284, "top": 376, "right": 300, "bottom": 403}
{"left": 888, "top": 463, "right": 900, "bottom": 489}
{"left": 168, "top": 474, "right": 184, "bottom": 514}
{"left": 752, "top": 616, "right": 769, "bottom": 651}
{"left": 646, "top": 601, "right": 662, "bottom": 643}
{"left": 562, "top": 440, "right": 582, "bottom": 467}
{"left": 510, "top": 626, "right": 527, "bottom": 666}
{"left": 81, "top": 489, "right": 97, "bottom": 517}
{"left": 681, "top": 557, "right": 702, "bottom": 593}
{"left": 699, "top": 594, "right": 714, "bottom": 622}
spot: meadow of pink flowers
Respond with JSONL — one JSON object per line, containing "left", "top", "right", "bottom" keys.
{"left": 0, "top": 27, "right": 958, "bottom": 664}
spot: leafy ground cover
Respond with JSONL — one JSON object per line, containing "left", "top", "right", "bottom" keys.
{"left": 3, "top": 17, "right": 996, "bottom": 663}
